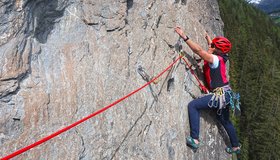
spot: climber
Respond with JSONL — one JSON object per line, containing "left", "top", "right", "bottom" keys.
{"left": 174, "top": 26, "right": 241, "bottom": 154}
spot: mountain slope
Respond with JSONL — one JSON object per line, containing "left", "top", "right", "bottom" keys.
{"left": 257, "top": 0, "right": 280, "bottom": 13}
{"left": 252, "top": 0, "right": 280, "bottom": 25}
{"left": 218, "top": 0, "right": 280, "bottom": 159}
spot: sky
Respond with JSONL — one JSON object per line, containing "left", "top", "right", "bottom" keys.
{"left": 248, "top": 0, "right": 262, "bottom": 4}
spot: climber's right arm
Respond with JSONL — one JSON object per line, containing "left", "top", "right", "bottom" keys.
{"left": 185, "top": 39, "right": 214, "bottom": 64}
{"left": 174, "top": 26, "right": 214, "bottom": 64}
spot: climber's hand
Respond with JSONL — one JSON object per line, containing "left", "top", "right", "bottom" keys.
{"left": 205, "top": 32, "right": 212, "bottom": 46}
{"left": 175, "top": 26, "right": 188, "bottom": 40}
{"left": 205, "top": 32, "right": 210, "bottom": 40}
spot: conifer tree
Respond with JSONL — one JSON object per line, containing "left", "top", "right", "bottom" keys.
{"left": 218, "top": 0, "right": 280, "bottom": 159}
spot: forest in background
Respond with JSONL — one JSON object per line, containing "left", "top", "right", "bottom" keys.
{"left": 218, "top": 0, "right": 280, "bottom": 159}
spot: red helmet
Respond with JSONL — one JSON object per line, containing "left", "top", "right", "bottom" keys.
{"left": 212, "top": 36, "right": 232, "bottom": 53}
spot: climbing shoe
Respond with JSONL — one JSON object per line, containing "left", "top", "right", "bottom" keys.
{"left": 186, "top": 136, "right": 200, "bottom": 150}
{"left": 225, "top": 147, "right": 241, "bottom": 154}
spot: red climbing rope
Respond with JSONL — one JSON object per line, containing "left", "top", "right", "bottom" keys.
{"left": 1, "top": 55, "right": 182, "bottom": 160}
{"left": 181, "top": 57, "right": 209, "bottom": 94}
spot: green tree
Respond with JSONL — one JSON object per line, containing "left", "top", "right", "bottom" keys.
{"left": 218, "top": 0, "right": 280, "bottom": 159}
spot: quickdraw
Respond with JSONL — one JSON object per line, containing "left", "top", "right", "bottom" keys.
{"left": 208, "top": 85, "right": 241, "bottom": 115}
{"left": 229, "top": 91, "right": 241, "bottom": 116}
{"left": 175, "top": 39, "right": 209, "bottom": 94}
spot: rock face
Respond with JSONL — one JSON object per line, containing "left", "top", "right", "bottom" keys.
{"left": 0, "top": 0, "right": 231, "bottom": 159}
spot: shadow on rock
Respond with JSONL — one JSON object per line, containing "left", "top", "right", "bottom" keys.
{"left": 28, "top": 0, "right": 69, "bottom": 43}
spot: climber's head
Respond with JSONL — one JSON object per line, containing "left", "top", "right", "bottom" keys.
{"left": 211, "top": 36, "right": 232, "bottom": 54}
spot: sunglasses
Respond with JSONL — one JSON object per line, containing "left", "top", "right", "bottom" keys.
{"left": 211, "top": 43, "right": 215, "bottom": 48}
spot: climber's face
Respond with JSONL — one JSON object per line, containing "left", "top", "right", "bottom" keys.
{"left": 210, "top": 43, "right": 223, "bottom": 54}
{"left": 208, "top": 43, "right": 216, "bottom": 54}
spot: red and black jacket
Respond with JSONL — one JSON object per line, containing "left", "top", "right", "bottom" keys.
{"left": 203, "top": 54, "right": 229, "bottom": 90}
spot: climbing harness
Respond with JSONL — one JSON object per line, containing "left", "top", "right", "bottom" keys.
{"left": 208, "top": 85, "right": 241, "bottom": 115}
{"left": 208, "top": 85, "right": 231, "bottom": 115}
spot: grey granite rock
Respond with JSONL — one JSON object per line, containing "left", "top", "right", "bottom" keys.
{"left": 0, "top": 0, "right": 231, "bottom": 159}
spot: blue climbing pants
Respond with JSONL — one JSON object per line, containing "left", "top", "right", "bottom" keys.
{"left": 188, "top": 94, "right": 239, "bottom": 147}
